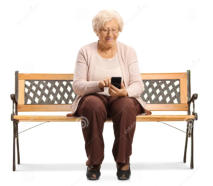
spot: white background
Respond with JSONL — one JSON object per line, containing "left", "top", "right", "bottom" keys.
{"left": 0, "top": 0, "right": 212, "bottom": 185}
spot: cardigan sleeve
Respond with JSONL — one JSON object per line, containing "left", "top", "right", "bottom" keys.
{"left": 126, "top": 47, "right": 145, "bottom": 98}
{"left": 72, "top": 48, "right": 104, "bottom": 96}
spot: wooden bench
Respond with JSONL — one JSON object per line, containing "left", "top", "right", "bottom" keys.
{"left": 10, "top": 70, "right": 198, "bottom": 171}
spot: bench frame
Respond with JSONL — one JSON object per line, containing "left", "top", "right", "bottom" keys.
{"left": 10, "top": 70, "right": 198, "bottom": 171}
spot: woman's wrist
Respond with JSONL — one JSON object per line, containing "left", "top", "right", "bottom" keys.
{"left": 98, "top": 81, "right": 103, "bottom": 89}
{"left": 98, "top": 81, "right": 104, "bottom": 92}
{"left": 122, "top": 89, "right": 128, "bottom": 96}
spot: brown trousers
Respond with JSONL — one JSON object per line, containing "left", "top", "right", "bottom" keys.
{"left": 74, "top": 93, "right": 145, "bottom": 166}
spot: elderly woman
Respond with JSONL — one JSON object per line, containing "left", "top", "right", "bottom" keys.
{"left": 67, "top": 9, "right": 151, "bottom": 180}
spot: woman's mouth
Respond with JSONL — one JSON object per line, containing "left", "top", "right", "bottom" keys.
{"left": 106, "top": 37, "right": 113, "bottom": 41}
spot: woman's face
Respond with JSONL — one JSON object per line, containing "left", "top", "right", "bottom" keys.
{"left": 97, "top": 18, "right": 119, "bottom": 48}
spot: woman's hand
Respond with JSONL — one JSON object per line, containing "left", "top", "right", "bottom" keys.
{"left": 98, "top": 77, "right": 111, "bottom": 90}
{"left": 109, "top": 81, "right": 128, "bottom": 97}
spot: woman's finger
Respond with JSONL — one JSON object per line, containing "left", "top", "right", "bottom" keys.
{"left": 108, "top": 77, "right": 111, "bottom": 84}
{"left": 106, "top": 77, "right": 110, "bottom": 87}
{"left": 109, "top": 87, "right": 117, "bottom": 96}
{"left": 103, "top": 80, "right": 106, "bottom": 86}
{"left": 110, "top": 84, "right": 120, "bottom": 92}
{"left": 103, "top": 78, "right": 110, "bottom": 87}
{"left": 106, "top": 79, "right": 110, "bottom": 87}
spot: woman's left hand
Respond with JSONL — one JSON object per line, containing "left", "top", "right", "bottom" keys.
{"left": 109, "top": 81, "right": 128, "bottom": 97}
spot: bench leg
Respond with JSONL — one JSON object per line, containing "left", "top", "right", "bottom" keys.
{"left": 13, "top": 120, "right": 20, "bottom": 171}
{"left": 13, "top": 121, "right": 16, "bottom": 171}
{"left": 190, "top": 121, "right": 194, "bottom": 169}
{"left": 16, "top": 122, "right": 20, "bottom": 164}
{"left": 183, "top": 120, "right": 194, "bottom": 169}
{"left": 183, "top": 121, "right": 189, "bottom": 163}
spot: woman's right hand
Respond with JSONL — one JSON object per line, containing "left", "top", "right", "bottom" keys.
{"left": 98, "top": 77, "right": 111, "bottom": 89}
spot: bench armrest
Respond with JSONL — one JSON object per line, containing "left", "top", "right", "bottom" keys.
{"left": 10, "top": 94, "right": 17, "bottom": 104}
{"left": 10, "top": 93, "right": 17, "bottom": 120}
{"left": 188, "top": 93, "right": 198, "bottom": 105}
{"left": 188, "top": 93, "right": 198, "bottom": 120}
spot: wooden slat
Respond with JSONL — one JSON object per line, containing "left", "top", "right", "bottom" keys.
{"left": 18, "top": 80, "right": 25, "bottom": 104}
{"left": 180, "top": 75, "right": 188, "bottom": 103}
{"left": 134, "top": 115, "right": 195, "bottom": 122}
{"left": 19, "top": 73, "right": 74, "bottom": 80}
{"left": 141, "top": 73, "right": 187, "bottom": 80}
{"left": 13, "top": 115, "right": 81, "bottom": 122}
{"left": 145, "top": 104, "right": 188, "bottom": 111}
{"left": 18, "top": 73, "right": 187, "bottom": 80}
{"left": 18, "top": 105, "right": 73, "bottom": 112}
{"left": 13, "top": 115, "right": 195, "bottom": 122}
{"left": 18, "top": 104, "right": 188, "bottom": 112}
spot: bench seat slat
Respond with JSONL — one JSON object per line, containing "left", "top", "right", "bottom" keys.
{"left": 13, "top": 115, "right": 195, "bottom": 122}
{"left": 17, "top": 104, "right": 189, "bottom": 112}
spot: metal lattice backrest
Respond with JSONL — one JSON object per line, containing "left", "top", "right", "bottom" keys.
{"left": 24, "top": 79, "right": 180, "bottom": 105}
{"left": 24, "top": 80, "right": 76, "bottom": 104}
{"left": 16, "top": 72, "right": 189, "bottom": 111}
{"left": 141, "top": 79, "right": 180, "bottom": 104}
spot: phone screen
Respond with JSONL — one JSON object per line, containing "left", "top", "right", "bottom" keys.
{"left": 111, "top": 77, "right": 121, "bottom": 89}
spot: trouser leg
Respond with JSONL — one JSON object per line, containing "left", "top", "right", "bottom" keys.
{"left": 75, "top": 93, "right": 108, "bottom": 166}
{"left": 108, "top": 96, "right": 144, "bottom": 164}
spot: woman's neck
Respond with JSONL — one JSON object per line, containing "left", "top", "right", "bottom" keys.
{"left": 97, "top": 40, "right": 117, "bottom": 58}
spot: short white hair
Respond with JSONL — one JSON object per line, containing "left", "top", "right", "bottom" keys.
{"left": 92, "top": 9, "right": 124, "bottom": 34}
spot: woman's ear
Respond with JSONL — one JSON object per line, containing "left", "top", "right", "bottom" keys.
{"left": 96, "top": 31, "right": 100, "bottom": 37}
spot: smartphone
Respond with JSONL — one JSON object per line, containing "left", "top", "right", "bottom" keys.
{"left": 111, "top": 77, "right": 122, "bottom": 89}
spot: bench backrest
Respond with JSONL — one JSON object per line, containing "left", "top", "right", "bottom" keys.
{"left": 14, "top": 71, "right": 191, "bottom": 112}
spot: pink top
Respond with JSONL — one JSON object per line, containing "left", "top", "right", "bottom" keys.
{"left": 69, "top": 41, "right": 148, "bottom": 115}
{"left": 91, "top": 51, "right": 123, "bottom": 96}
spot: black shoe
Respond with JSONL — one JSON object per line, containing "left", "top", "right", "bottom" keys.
{"left": 86, "top": 165, "right": 101, "bottom": 180}
{"left": 116, "top": 163, "right": 131, "bottom": 180}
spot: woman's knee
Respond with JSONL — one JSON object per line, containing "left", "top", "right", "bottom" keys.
{"left": 114, "top": 97, "right": 136, "bottom": 113}
{"left": 81, "top": 95, "right": 107, "bottom": 114}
